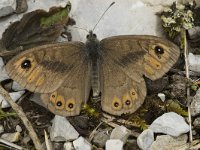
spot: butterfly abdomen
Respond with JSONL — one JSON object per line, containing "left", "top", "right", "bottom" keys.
{"left": 91, "top": 59, "right": 101, "bottom": 97}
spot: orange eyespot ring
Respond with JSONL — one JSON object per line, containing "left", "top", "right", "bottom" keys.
{"left": 129, "top": 88, "right": 138, "bottom": 100}
{"left": 111, "top": 97, "right": 122, "bottom": 111}
{"left": 122, "top": 93, "right": 133, "bottom": 109}
{"left": 50, "top": 91, "right": 58, "bottom": 104}
{"left": 65, "top": 99, "right": 75, "bottom": 111}
{"left": 55, "top": 95, "right": 65, "bottom": 110}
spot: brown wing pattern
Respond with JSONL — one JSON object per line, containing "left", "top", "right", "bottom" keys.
{"left": 100, "top": 35, "right": 179, "bottom": 115}
{"left": 6, "top": 42, "right": 88, "bottom": 93}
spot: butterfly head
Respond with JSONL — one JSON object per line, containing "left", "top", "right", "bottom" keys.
{"left": 86, "top": 30, "right": 98, "bottom": 42}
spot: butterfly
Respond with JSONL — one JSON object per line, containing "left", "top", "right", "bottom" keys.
{"left": 5, "top": 29, "right": 180, "bottom": 116}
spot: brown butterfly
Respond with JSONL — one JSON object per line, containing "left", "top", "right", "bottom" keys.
{"left": 5, "top": 30, "right": 180, "bottom": 116}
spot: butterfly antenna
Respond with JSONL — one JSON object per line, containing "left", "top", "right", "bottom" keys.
{"left": 92, "top": 2, "right": 115, "bottom": 32}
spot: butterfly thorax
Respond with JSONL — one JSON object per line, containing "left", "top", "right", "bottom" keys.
{"left": 86, "top": 31, "right": 101, "bottom": 97}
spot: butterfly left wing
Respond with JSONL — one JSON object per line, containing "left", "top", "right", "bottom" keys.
{"left": 99, "top": 35, "right": 180, "bottom": 115}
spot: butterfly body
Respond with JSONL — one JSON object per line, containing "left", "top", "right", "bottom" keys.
{"left": 6, "top": 33, "right": 180, "bottom": 116}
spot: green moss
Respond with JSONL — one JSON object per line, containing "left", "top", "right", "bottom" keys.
{"left": 40, "top": 4, "right": 71, "bottom": 28}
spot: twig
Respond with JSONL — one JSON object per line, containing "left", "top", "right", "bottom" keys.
{"left": 181, "top": 29, "right": 193, "bottom": 144}
{"left": 0, "top": 138, "right": 26, "bottom": 150}
{"left": 89, "top": 122, "right": 103, "bottom": 142}
{"left": 0, "top": 85, "right": 42, "bottom": 150}
{"left": 44, "top": 130, "right": 53, "bottom": 150}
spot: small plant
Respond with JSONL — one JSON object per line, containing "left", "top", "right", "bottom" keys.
{"left": 160, "top": 1, "right": 195, "bottom": 38}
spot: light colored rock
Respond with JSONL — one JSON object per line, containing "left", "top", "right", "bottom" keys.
{"left": 191, "top": 88, "right": 200, "bottom": 116}
{"left": 0, "top": 0, "right": 16, "bottom": 17}
{"left": 0, "top": 57, "right": 9, "bottom": 82}
{"left": 69, "top": 0, "right": 173, "bottom": 43}
{"left": 15, "top": 125, "right": 22, "bottom": 133}
{"left": 188, "top": 26, "right": 200, "bottom": 40}
{"left": 73, "top": 136, "right": 91, "bottom": 150}
{"left": 189, "top": 53, "right": 200, "bottom": 73}
{"left": 30, "top": 93, "right": 45, "bottom": 107}
{"left": 1, "top": 132, "right": 20, "bottom": 142}
{"left": 0, "top": 125, "right": 4, "bottom": 134}
{"left": 193, "top": 117, "right": 200, "bottom": 127}
{"left": 50, "top": 115, "right": 79, "bottom": 142}
{"left": 149, "top": 112, "right": 189, "bottom": 137}
{"left": 137, "top": 129, "right": 154, "bottom": 150}
{"left": 105, "top": 139, "right": 123, "bottom": 150}
{"left": 110, "top": 125, "right": 131, "bottom": 143}
{"left": 93, "top": 128, "right": 111, "bottom": 148}
{"left": 157, "top": 93, "right": 165, "bottom": 102}
{"left": 12, "top": 82, "right": 25, "bottom": 91}
{"left": 0, "top": 90, "right": 25, "bottom": 108}
{"left": 150, "top": 134, "right": 188, "bottom": 150}
{"left": 64, "top": 142, "right": 74, "bottom": 150}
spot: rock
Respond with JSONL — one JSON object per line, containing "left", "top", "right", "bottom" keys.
{"left": 63, "top": 142, "right": 74, "bottom": 150}
{"left": 50, "top": 115, "right": 79, "bottom": 142}
{"left": 191, "top": 88, "right": 200, "bottom": 116}
{"left": 188, "top": 26, "right": 200, "bottom": 40}
{"left": 137, "top": 129, "right": 154, "bottom": 150}
{"left": 1, "top": 132, "right": 20, "bottom": 142}
{"left": 0, "top": 90, "right": 25, "bottom": 108}
{"left": 193, "top": 117, "right": 200, "bottom": 127}
{"left": 110, "top": 125, "right": 131, "bottom": 143}
{"left": 92, "top": 128, "right": 112, "bottom": 148}
{"left": 157, "top": 93, "right": 165, "bottom": 102}
{"left": 188, "top": 53, "right": 200, "bottom": 72}
{"left": 12, "top": 81, "right": 25, "bottom": 91}
{"left": 73, "top": 136, "right": 91, "bottom": 150}
{"left": 149, "top": 134, "right": 188, "bottom": 150}
{"left": 30, "top": 93, "right": 45, "bottom": 107}
{"left": 15, "top": 0, "right": 28, "bottom": 14}
{"left": 0, "top": 57, "right": 9, "bottom": 82}
{"left": 15, "top": 125, "right": 22, "bottom": 133}
{"left": 149, "top": 112, "right": 189, "bottom": 137}
{"left": 0, "top": 0, "right": 16, "bottom": 18}
{"left": 169, "top": 75, "right": 187, "bottom": 100}
{"left": 105, "top": 139, "right": 123, "bottom": 150}
{"left": 0, "top": 125, "right": 4, "bottom": 134}
{"left": 69, "top": 0, "right": 178, "bottom": 43}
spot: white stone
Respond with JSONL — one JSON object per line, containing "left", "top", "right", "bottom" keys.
{"left": 64, "top": 142, "right": 74, "bottom": 150}
{"left": 69, "top": 0, "right": 174, "bottom": 43}
{"left": 110, "top": 125, "right": 130, "bottom": 143}
{"left": 50, "top": 115, "right": 79, "bottom": 142}
{"left": 12, "top": 82, "right": 25, "bottom": 91}
{"left": 149, "top": 112, "right": 190, "bottom": 137}
{"left": 0, "top": 57, "right": 9, "bottom": 82}
{"left": 1, "top": 132, "right": 20, "bottom": 142}
{"left": 157, "top": 93, "right": 165, "bottom": 102}
{"left": 189, "top": 53, "right": 200, "bottom": 73}
{"left": 0, "top": 90, "right": 25, "bottom": 108}
{"left": 0, "top": 0, "right": 16, "bottom": 17}
{"left": 137, "top": 129, "right": 154, "bottom": 150}
{"left": 73, "top": 136, "right": 91, "bottom": 150}
{"left": 30, "top": 93, "right": 45, "bottom": 107}
{"left": 105, "top": 139, "right": 123, "bottom": 150}
{"left": 15, "top": 125, "right": 22, "bottom": 133}
{"left": 149, "top": 134, "right": 188, "bottom": 150}
{"left": 191, "top": 88, "right": 200, "bottom": 116}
